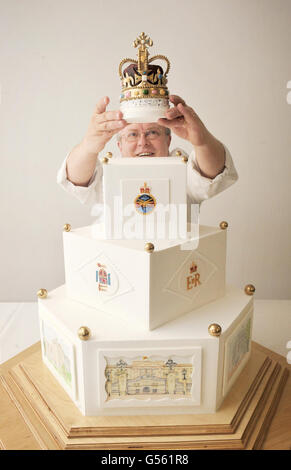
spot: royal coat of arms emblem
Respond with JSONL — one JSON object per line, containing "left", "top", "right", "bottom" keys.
{"left": 186, "top": 261, "right": 201, "bottom": 290}
{"left": 96, "top": 263, "right": 111, "bottom": 291}
{"left": 134, "top": 182, "right": 156, "bottom": 215}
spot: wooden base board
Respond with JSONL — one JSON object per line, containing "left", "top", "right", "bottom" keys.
{"left": 0, "top": 342, "right": 290, "bottom": 450}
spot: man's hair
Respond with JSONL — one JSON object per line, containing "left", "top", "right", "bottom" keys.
{"left": 116, "top": 127, "right": 171, "bottom": 142}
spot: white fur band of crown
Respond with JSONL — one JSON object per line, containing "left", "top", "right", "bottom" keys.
{"left": 120, "top": 98, "right": 170, "bottom": 123}
{"left": 120, "top": 98, "right": 170, "bottom": 109}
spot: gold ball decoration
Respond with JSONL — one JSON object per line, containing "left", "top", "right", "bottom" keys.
{"left": 145, "top": 242, "right": 155, "bottom": 253}
{"left": 175, "top": 150, "right": 182, "bottom": 156}
{"left": 106, "top": 152, "right": 113, "bottom": 158}
{"left": 182, "top": 156, "right": 188, "bottom": 163}
{"left": 245, "top": 284, "right": 256, "bottom": 296}
{"left": 208, "top": 323, "right": 222, "bottom": 337}
{"left": 37, "top": 288, "right": 47, "bottom": 299}
{"left": 219, "top": 221, "right": 228, "bottom": 230}
{"left": 78, "top": 326, "right": 91, "bottom": 341}
{"left": 63, "top": 223, "right": 71, "bottom": 232}
{"left": 102, "top": 157, "right": 109, "bottom": 164}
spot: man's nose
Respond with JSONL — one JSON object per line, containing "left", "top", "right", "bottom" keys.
{"left": 137, "top": 132, "right": 148, "bottom": 145}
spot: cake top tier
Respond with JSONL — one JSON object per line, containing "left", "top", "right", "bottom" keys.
{"left": 102, "top": 156, "right": 190, "bottom": 241}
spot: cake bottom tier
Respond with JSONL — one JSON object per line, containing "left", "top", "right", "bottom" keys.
{"left": 37, "top": 284, "right": 254, "bottom": 416}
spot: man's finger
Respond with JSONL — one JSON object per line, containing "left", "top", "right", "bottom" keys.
{"left": 98, "top": 120, "right": 127, "bottom": 132}
{"left": 97, "top": 110, "right": 123, "bottom": 123}
{"left": 169, "top": 95, "right": 186, "bottom": 106}
{"left": 177, "top": 103, "right": 203, "bottom": 123}
{"left": 165, "top": 107, "right": 182, "bottom": 120}
{"left": 158, "top": 117, "right": 185, "bottom": 128}
{"left": 95, "top": 96, "right": 110, "bottom": 115}
{"left": 176, "top": 103, "right": 196, "bottom": 123}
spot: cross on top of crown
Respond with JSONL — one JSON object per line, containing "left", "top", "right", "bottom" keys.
{"left": 133, "top": 32, "right": 153, "bottom": 50}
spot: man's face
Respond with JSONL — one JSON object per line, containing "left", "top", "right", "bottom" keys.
{"left": 117, "top": 123, "right": 171, "bottom": 157}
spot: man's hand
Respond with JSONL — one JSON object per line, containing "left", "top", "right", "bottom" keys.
{"left": 81, "top": 96, "right": 127, "bottom": 155}
{"left": 158, "top": 95, "right": 225, "bottom": 178}
{"left": 158, "top": 95, "right": 209, "bottom": 147}
{"left": 66, "top": 96, "right": 127, "bottom": 186}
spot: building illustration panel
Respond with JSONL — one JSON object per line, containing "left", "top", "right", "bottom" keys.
{"left": 104, "top": 355, "right": 194, "bottom": 401}
{"left": 41, "top": 318, "right": 77, "bottom": 399}
{"left": 223, "top": 310, "right": 253, "bottom": 396}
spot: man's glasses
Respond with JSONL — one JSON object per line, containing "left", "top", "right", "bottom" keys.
{"left": 122, "top": 128, "right": 164, "bottom": 142}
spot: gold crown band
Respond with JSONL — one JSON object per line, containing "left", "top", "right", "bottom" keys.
{"left": 120, "top": 87, "right": 169, "bottom": 102}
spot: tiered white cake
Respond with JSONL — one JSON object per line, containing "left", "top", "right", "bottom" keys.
{"left": 38, "top": 158, "right": 254, "bottom": 417}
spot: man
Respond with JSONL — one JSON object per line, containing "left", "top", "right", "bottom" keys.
{"left": 57, "top": 94, "right": 238, "bottom": 214}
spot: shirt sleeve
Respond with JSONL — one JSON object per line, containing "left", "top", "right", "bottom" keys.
{"left": 56, "top": 153, "right": 104, "bottom": 206}
{"left": 186, "top": 144, "right": 238, "bottom": 204}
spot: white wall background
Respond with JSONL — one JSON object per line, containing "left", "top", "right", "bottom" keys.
{"left": 0, "top": 0, "right": 290, "bottom": 301}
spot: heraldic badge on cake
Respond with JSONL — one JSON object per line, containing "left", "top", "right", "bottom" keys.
{"left": 119, "top": 32, "right": 170, "bottom": 122}
{"left": 134, "top": 182, "right": 157, "bottom": 215}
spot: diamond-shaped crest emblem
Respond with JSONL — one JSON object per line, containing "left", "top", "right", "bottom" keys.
{"left": 75, "top": 252, "right": 133, "bottom": 304}
{"left": 164, "top": 250, "right": 218, "bottom": 302}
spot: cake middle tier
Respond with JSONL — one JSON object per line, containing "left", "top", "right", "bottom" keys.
{"left": 63, "top": 224, "right": 226, "bottom": 330}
